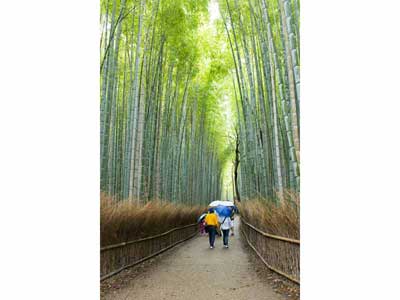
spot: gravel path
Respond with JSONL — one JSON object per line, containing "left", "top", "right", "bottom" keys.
{"left": 103, "top": 217, "right": 284, "bottom": 300}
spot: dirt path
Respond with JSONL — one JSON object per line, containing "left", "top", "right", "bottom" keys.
{"left": 103, "top": 217, "right": 284, "bottom": 300}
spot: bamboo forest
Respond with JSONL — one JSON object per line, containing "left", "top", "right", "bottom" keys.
{"left": 100, "top": 0, "right": 300, "bottom": 298}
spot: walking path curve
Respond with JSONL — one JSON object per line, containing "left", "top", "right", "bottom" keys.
{"left": 103, "top": 218, "right": 284, "bottom": 300}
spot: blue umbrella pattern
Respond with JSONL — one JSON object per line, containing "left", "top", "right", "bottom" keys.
{"left": 214, "top": 205, "right": 233, "bottom": 217}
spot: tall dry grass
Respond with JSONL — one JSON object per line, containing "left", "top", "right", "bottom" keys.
{"left": 238, "top": 191, "right": 299, "bottom": 239}
{"left": 101, "top": 194, "right": 206, "bottom": 247}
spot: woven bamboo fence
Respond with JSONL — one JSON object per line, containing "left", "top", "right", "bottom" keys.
{"left": 240, "top": 218, "right": 300, "bottom": 284}
{"left": 101, "top": 223, "right": 198, "bottom": 281}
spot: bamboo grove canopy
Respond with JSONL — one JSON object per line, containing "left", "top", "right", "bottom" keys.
{"left": 221, "top": 0, "right": 300, "bottom": 201}
{"left": 100, "top": 0, "right": 300, "bottom": 205}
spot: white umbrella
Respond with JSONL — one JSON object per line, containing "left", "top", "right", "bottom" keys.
{"left": 197, "top": 213, "right": 207, "bottom": 223}
{"left": 208, "top": 200, "right": 235, "bottom": 207}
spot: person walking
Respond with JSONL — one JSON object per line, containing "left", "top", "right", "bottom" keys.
{"left": 204, "top": 208, "right": 218, "bottom": 249}
{"left": 230, "top": 215, "right": 235, "bottom": 236}
{"left": 220, "top": 217, "right": 233, "bottom": 248}
{"left": 220, "top": 216, "right": 233, "bottom": 248}
{"left": 199, "top": 219, "right": 206, "bottom": 235}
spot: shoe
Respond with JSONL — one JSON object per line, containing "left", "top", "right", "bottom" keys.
{"left": 224, "top": 245, "right": 229, "bottom": 248}
{"left": 210, "top": 246, "right": 214, "bottom": 249}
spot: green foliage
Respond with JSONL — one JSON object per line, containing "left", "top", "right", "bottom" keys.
{"left": 100, "top": 0, "right": 300, "bottom": 204}
{"left": 100, "top": 0, "right": 236, "bottom": 204}
{"left": 219, "top": 0, "right": 300, "bottom": 201}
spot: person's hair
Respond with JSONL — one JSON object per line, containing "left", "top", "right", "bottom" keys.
{"left": 208, "top": 208, "right": 214, "bottom": 213}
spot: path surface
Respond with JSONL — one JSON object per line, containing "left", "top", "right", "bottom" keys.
{"left": 103, "top": 218, "right": 284, "bottom": 300}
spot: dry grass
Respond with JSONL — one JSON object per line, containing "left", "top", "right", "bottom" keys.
{"left": 101, "top": 194, "right": 206, "bottom": 247}
{"left": 238, "top": 191, "right": 299, "bottom": 240}
{"left": 238, "top": 192, "right": 300, "bottom": 282}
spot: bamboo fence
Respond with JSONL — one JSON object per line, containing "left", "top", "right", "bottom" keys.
{"left": 101, "top": 223, "right": 198, "bottom": 281}
{"left": 240, "top": 218, "right": 300, "bottom": 284}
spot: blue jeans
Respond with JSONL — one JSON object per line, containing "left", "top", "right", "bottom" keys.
{"left": 208, "top": 226, "right": 216, "bottom": 247}
{"left": 222, "top": 229, "right": 230, "bottom": 246}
